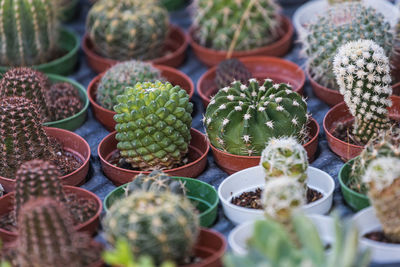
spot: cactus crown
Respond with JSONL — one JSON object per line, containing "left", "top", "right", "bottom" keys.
{"left": 215, "top": 59, "right": 252, "bottom": 89}
{"left": 204, "top": 79, "right": 308, "bottom": 156}
{"left": 363, "top": 157, "right": 400, "bottom": 192}
{"left": 260, "top": 137, "right": 308, "bottom": 184}
{"left": 333, "top": 39, "right": 392, "bottom": 144}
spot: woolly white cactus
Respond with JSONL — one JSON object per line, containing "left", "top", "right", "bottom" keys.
{"left": 363, "top": 157, "right": 400, "bottom": 193}
{"left": 260, "top": 137, "right": 308, "bottom": 183}
{"left": 333, "top": 39, "right": 392, "bottom": 144}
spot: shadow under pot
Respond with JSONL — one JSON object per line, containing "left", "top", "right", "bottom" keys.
{"left": 87, "top": 64, "right": 194, "bottom": 132}
{"left": 197, "top": 56, "right": 305, "bottom": 108}
{"left": 0, "top": 127, "right": 91, "bottom": 193}
{"left": 323, "top": 95, "right": 400, "bottom": 162}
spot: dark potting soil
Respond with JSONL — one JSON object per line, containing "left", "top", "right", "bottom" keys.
{"left": 364, "top": 231, "right": 400, "bottom": 244}
{"left": 49, "top": 137, "right": 82, "bottom": 175}
{"left": 231, "top": 187, "right": 323, "bottom": 210}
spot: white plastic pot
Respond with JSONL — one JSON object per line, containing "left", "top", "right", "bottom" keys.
{"left": 352, "top": 207, "right": 400, "bottom": 264}
{"left": 218, "top": 166, "right": 335, "bottom": 225}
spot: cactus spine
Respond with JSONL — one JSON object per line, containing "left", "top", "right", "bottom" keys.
{"left": 215, "top": 59, "right": 252, "bottom": 89}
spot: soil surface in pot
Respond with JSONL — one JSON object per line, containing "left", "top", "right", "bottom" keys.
{"left": 364, "top": 231, "right": 400, "bottom": 244}
{"left": 230, "top": 186, "right": 323, "bottom": 209}
{"left": 48, "top": 136, "right": 82, "bottom": 175}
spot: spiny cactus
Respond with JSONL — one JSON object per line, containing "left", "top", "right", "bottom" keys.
{"left": 0, "top": 0, "right": 60, "bottom": 67}
{"left": 191, "top": 0, "right": 281, "bottom": 51}
{"left": 260, "top": 137, "right": 308, "bottom": 184}
{"left": 97, "top": 60, "right": 162, "bottom": 110}
{"left": 215, "top": 59, "right": 252, "bottom": 89}
{"left": 86, "top": 0, "right": 169, "bottom": 61}
{"left": 47, "top": 82, "right": 79, "bottom": 102}
{"left": 103, "top": 191, "right": 199, "bottom": 265}
{"left": 204, "top": 79, "right": 308, "bottom": 156}
{"left": 50, "top": 96, "right": 83, "bottom": 121}
{"left": 114, "top": 81, "right": 193, "bottom": 171}
{"left": 303, "top": 3, "right": 393, "bottom": 89}
{"left": 333, "top": 39, "right": 392, "bottom": 144}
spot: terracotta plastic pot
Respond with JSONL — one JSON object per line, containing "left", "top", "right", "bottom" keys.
{"left": 98, "top": 128, "right": 209, "bottom": 186}
{"left": 0, "top": 127, "right": 91, "bottom": 192}
{"left": 323, "top": 96, "right": 400, "bottom": 162}
{"left": 210, "top": 117, "right": 319, "bottom": 175}
{"left": 0, "top": 185, "right": 102, "bottom": 243}
{"left": 87, "top": 65, "right": 194, "bottom": 132}
{"left": 197, "top": 56, "right": 305, "bottom": 108}
{"left": 188, "top": 15, "right": 293, "bottom": 67}
{"left": 82, "top": 24, "right": 188, "bottom": 74}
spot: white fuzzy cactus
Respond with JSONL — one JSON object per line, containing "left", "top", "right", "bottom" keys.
{"left": 363, "top": 157, "right": 400, "bottom": 192}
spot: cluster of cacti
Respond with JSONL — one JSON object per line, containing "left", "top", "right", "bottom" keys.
{"left": 191, "top": 0, "right": 281, "bottom": 51}
{"left": 86, "top": 0, "right": 169, "bottom": 61}
{"left": 0, "top": 0, "right": 60, "bottom": 67}
{"left": 204, "top": 79, "right": 308, "bottom": 156}
{"left": 215, "top": 59, "right": 252, "bottom": 89}
{"left": 303, "top": 3, "right": 393, "bottom": 89}
{"left": 333, "top": 39, "right": 392, "bottom": 144}
{"left": 97, "top": 61, "right": 162, "bottom": 110}
{"left": 103, "top": 190, "right": 199, "bottom": 265}
{"left": 114, "top": 81, "right": 193, "bottom": 171}
{"left": 47, "top": 81, "right": 83, "bottom": 120}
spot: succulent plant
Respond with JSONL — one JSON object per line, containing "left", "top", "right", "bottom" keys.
{"left": 204, "top": 79, "right": 308, "bottom": 156}
{"left": 215, "top": 59, "right": 252, "bottom": 89}
{"left": 303, "top": 3, "right": 393, "bottom": 89}
{"left": 191, "top": 0, "right": 281, "bottom": 51}
{"left": 47, "top": 82, "right": 79, "bottom": 102}
{"left": 103, "top": 191, "right": 199, "bottom": 265}
{"left": 49, "top": 96, "right": 83, "bottom": 121}
{"left": 333, "top": 39, "right": 392, "bottom": 144}
{"left": 114, "top": 81, "right": 193, "bottom": 171}
{"left": 97, "top": 60, "right": 162, "bottom": 110}
{"left": 86, "top": 0, "right": 169, "bottom": 61}
{"left": 0, "top": 0, "right": 60, "bottom": 67}
{"left": 260, "top": 136, "right": 308, "bottom": 184}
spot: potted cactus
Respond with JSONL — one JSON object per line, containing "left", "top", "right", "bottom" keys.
{"left": 188, "top": 0, "right": 293, "bottom": 67}
{"left": 83, "top": 0, "right": 188, "bottom": 73}
{"left": 59, "top": 0, "right": 80, "bottom": 22}
{"left": 87, "top": 60, "right": 194, "bottom": 131}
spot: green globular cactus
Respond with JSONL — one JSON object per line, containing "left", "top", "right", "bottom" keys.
{"left": 103, "top": 191, "right": 199, "bottom": 265}
{"left": 215, "top": 59, "right": 252, "bottom": 89}
{"left": 204, "top": 79, "right": 308, "bottom": 156}
{"left": 0, "top": 0, "right": 60, "bottom": 67}
{"left": 114, "top": 81, "right": 193, "bottom": 171}
{"left": 86, "top": 0, "right": 169, "bottom": 61}
{"left": 260, "top": 137, "right": 308, "bottom": 184}
{"left": 97, "top": 60, "right": 162, "bottom": 110}
{"left": 333, "top": 39, "right": 392, "bottom": 144}
{"left": 191, "top": 0, "right": 281, "bottom": 51}
{"left": 303, "top": 3, "right": 393, "bottom": 89}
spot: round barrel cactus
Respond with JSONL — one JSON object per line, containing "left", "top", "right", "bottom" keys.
{"left": 114, "top": 81, "right": 193, "bottom": 171}
{"left": 215, "top": 58, "right": 252, "bottom": 89}
{"left": 204, "top": 79, "right": 308, "bottom": 156}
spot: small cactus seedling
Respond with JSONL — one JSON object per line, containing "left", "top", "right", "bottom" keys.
{"left": 215, "top": 59, "right": 252, "bottom": 89}
{"left": 333, "top": 39, "right": 392, "bottom": 144}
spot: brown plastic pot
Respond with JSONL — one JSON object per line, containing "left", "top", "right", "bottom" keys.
{"left": 0, "top": 185, "right": 102, "bottom": 243}
{"left": 188, "top": 15, "right": 293, "bottom": 67}
{"left": 0, "top": 127, "right": 90, "bottom": 192}
{"left": 87, "top": 65, "right": 194, "bottom": 132}
{"left": 323, "top": 95, "right": 400, "bottom": 162}
{"left": 210, "top": 117, "right": 319, "bottom": 175}
{"left": 197, "top": 56, "right": 305, "bottom": 108}
{"left": 82, "top": 24, "right": 188, "bottom": 74}
{"left": 98, "top": 128, "right": 209, "bottom": 186}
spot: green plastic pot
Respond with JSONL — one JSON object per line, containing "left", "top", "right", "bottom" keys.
{"left": 338, "top": 158, "right": 370, "bottom": 211}
{"left": 43, "top": 74, "right": 89, "bottom": 131}
{"left": 0, "top": 28, "right": 79, "bottom": 76}
{"left": 104, "top": 177, "right": 219, "bottom": 228}
{"left": 60, "top": 0, "right": 79, "bottom": 22}
{"left": 162, "top": 0, "right": 185, "bottom": 11}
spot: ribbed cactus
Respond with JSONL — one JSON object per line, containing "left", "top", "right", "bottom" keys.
{"left": 103, "top": 191, "right": 199, "bottom": 265}
{"left": 303, "top": 3, "right": 393, "bottom": 89}
{"left": 97, "top": 60, "right": 162, "bottom": 110}
{"left": 363, "top": 157, "right": 400, "bottom": 242}
{"left": 114, "top": 81, "right": 193, "bottom": 171}
{"left": 86, "top": 0, "right": 169, "bottom": 61}
{"left": 260, "top": 137, "right": 308, "bottom": 184}
{"left": 191, "top": 0, "right": 281, "bottom": 51}
{"left": 333, "top": 39, "right": 392, "bottom": 144}
{"left": 204, "top": 79, "right": 308, "bottom": 156}
{"left": 215, "top": 59, "right": 252, "bottom": 89}
{"left": 0, "top": 0, "right": 60, "bottom": 67}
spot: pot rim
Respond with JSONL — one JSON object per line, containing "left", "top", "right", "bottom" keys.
{"left": 338, "top": 158, "right": 370, "bottom": 200}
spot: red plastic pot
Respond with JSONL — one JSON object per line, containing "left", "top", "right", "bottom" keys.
{"left": 188, "top": 15, "right": 293, "bottom": 67}
{"left": 323, "top": 96, "right": 400, "bottom": 162}
{"left": 210, "top": 117, "right": 319, "bottom": 175}
{"left": 82, "top": 24, "right": 188, "bottom": 74}
{"left": 0, "top": 127, "right": 90, "bottom": 192}
{"left": 0, "top": 185, "right": 102, "bottom": 243}
{"left": 197, "top": 56, "right": 305, "bottom": 108}
{"left": 98, "top": 128, "right": 209, "bottom": 186}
